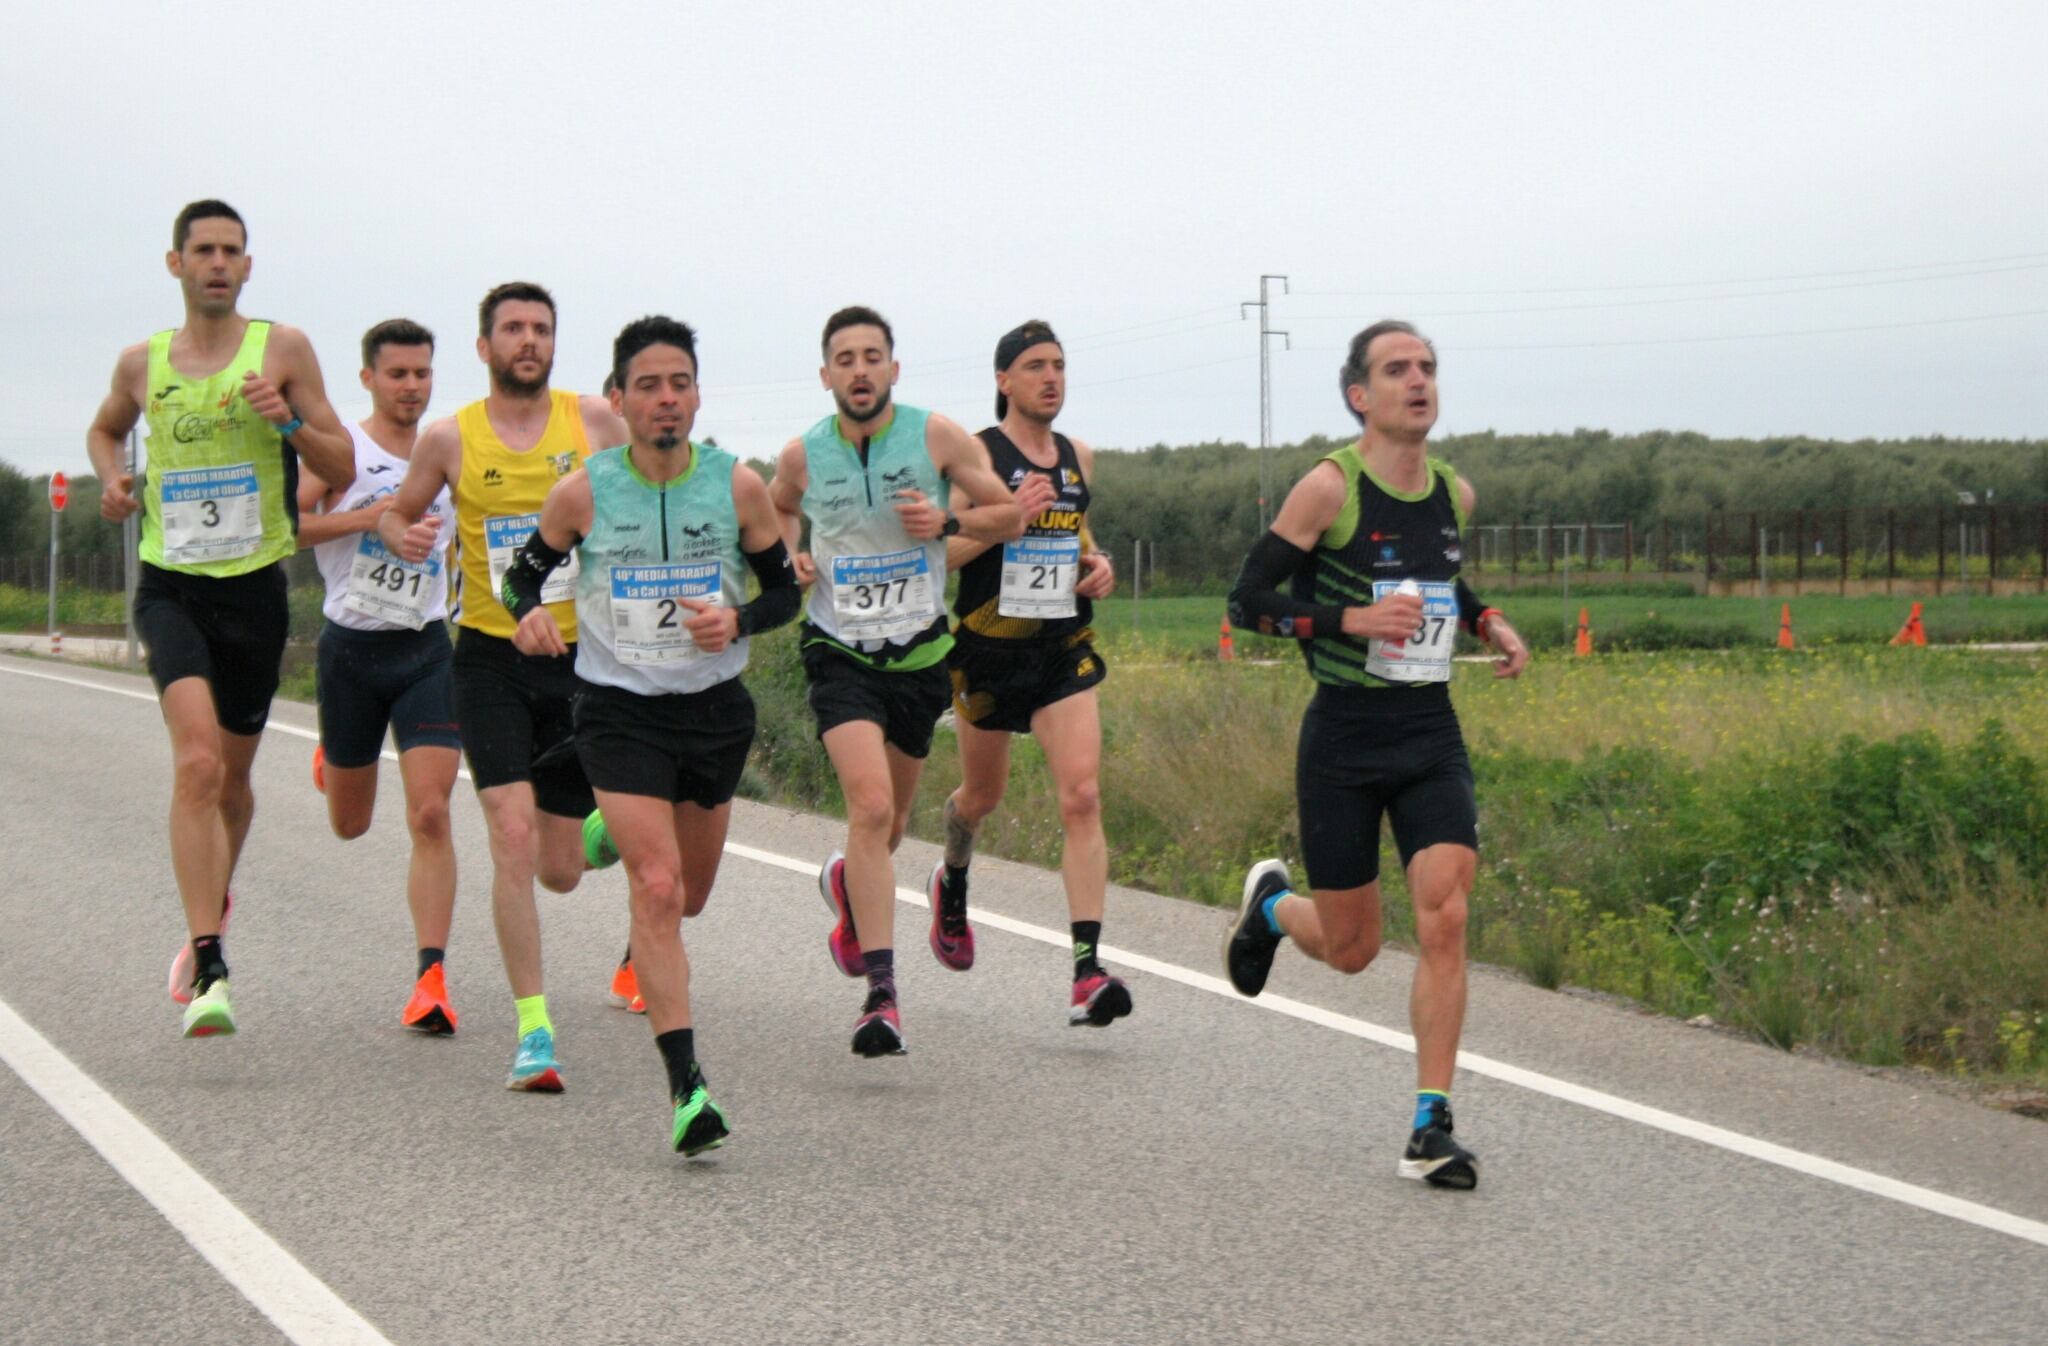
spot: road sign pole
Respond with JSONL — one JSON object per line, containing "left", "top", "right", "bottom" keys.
{"left": 124, "top": 429, "right": 139, "bottom": 666}
{"left": 47, "top": 499, "right": 60, "bottom": 641}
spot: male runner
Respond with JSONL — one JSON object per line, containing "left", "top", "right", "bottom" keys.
{"left": 506, "top": 315, "right": 799, "bottom": 1154}
{"left": 1223, "top": 320, "right": 1529, "bottom": 1189}
{"left": 298, "top": 318, "right": 463, "bottom": 1034}
{"left": 86, "top": 199, "right": 353, "bottom": 1038}
{"left": 378, "top": 281, "right": 627, "bottom": 1089}
{"left": 937, "top": 321, "right": 1129, "bottom": 1026}
{"left": 768, "top": 306, "right": 1023, "bottom": 1057}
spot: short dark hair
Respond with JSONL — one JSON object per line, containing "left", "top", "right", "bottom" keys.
{"left": 993, "top": 319, "right": 1061, "bottom": 420}
{"left": 1340, "top": 319, "right": 1435, "bottom": 425}
{"left": 173, "top": 200, "right": 245, "bottom": 251}
{"left": 361, "top": 318, "right": 435, "bottom": 371}
{"left": 601, "top": 371, "right": 618, "bottom": 397}
{"left": 612, "top": 315, "right": 699, "bottom": 390}
{"left": 822, "top": 306, "right": 893, "bottom": 358}
{"left": 479, "top": 281, "right": 556, "bottom": 338}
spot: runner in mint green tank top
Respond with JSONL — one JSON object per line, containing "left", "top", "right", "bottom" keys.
{"left": 766, "top": 306, "right": 1025, "bottom": 1060}
{"left": 83, "top": 199, "right": 354, "bottom": 1041}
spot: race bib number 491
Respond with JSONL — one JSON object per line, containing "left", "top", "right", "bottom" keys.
{"left": 343, "top": 533, "right": 442, "bottom": 630}
{"left": 1365, "top": 580, "right": 1458, "bottom": 683}
{"left": 610, "top": 561, "right": 721, "bottom": 665}
{"left": 830, "top": 547, "right": 935, "bottom": 642}
{"left": 485, "top": 513, "right": 578, "bottom": 608}
{"left": 160, "top": 463, "right": 263, "bottom": 564}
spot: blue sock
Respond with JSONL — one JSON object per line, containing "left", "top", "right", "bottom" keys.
{"left": 1260, "top": 890, "right": 1289, "bottom": 937}
{"left": 1414, "top": 1090, "right": 1449, "bottom": 1130}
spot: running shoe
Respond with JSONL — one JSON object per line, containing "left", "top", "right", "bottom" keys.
{"left": 311, "top": 745, "right": 326, "bottom": 793}
{"left": 927, "top": 861, "right": 975, "bottom": 971}
{"left": 1069, "top": 972, "right": 1134, "bottom": 1027}
{"left": 506, "top": 1028, "right": 565, "bottom": 1092}
{"left": 671, "top": 1077, "right": 730, "bottom": 1157}
{"left": 181, "top": 978, "right": 236, "bottom": 1039}
{"left": 1399, "top": 1101, "right": 1479, "bottom": 1190}
{"left": 167, "top": 891, "right": 233, "bottom": 1006}
{"left": 608, "top": 960, "right": 646, "bottom": 1015}
{"left": 583, "top": 809, "right": 619, "bottom": 870}
{"left": 400, "top": 962, "right": 458, "bottom": 1035}
{"left": 1223, "top": 860, "right": 1290, "bottom": 998}
{"left": 819, "top": 850, "right": 864, "bottom": 977}
{"left": 851, "top": 994, "right": 907, "bottom": 1058}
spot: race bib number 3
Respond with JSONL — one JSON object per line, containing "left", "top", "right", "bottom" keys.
{"left": 1365, "top": 580, "right": 1458, "bottom": 683}
{"left": 611, "top": 562, "right": 722, "bottom": 666}
{"left": 486, "top": 514, "right": 578, "bottom": 608}
{"left": 160, "top": 463, "right": 263, "bottom": 564}
{"left": 998, "top": 535, "right": 1081, "bottom": 619}
{"left": 830, "top": 547, "right": 935, "bottom": 641}
{"left": 343, "top": 533, "right": 442, "bottom": 630}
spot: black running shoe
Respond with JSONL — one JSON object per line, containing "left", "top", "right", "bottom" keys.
{"left": 1223, "top": 859, "right": 1290, "bottom": 998}
{"left": 851, "top": 988, "right": 907, "bottom": 1058}
{"left": 1399, "top": 1102, "right": 1479, "bottom": 1190}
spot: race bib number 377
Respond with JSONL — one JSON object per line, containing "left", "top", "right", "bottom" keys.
{"left": 160, "top": 463, "right": 263, "bottom": 564}
{"left": 830, "top": 547, "right": 935, "bottom": 642}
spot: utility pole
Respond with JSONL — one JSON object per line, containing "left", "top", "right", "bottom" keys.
{"left": 1241, "top": 274, "right": 1290, "bottom": 533}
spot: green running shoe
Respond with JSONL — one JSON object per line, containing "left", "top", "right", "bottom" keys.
{"left": 671, "top": 1082, "right": 729, "bottom": 1156}
{"left": 182, "top": 978, "right": 236, "bottom": 1039}
{"left": 583, "top": 809, "right": 619, "bottom": 870}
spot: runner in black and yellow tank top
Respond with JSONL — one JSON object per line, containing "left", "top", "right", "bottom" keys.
{"left": 85, "top": 199, "right": 354, "bottom": 1041}
{"left": 938, "top": 321, "right": 1132, "bottom": 1029}
{"left": 376, "top": 280, "right": 633, "bottom": 1093}
{"left": 1222, "top": 321, "right": 1530, "bottom": 1191}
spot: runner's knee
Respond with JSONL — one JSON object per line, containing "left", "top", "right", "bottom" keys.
{"left": 844, "top": 781, "right": 895, "bottom": 837}
{"left": 1055, "top": 775, "right": 1101, "bottom": 828}
{"left": 1415, "top": 892, "right": 1468, "bottom": 958}
{"left": 171, "top": 743, "right": 225, "bottom": 807}
{"left": 1328, "top": 931, "right": 1381, "bottom": 975}
{"left": 628, "top": 862, "right": 684, "bottom": 926}
{"left": 406, "top": 794, "right": 450, "bottom": 845}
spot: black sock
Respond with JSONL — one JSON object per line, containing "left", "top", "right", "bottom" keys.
{"left": 943, "top": 862, "right": 969, "bottom": 892}
{"left": 863, "top": 948, "right": 896, "bottom": 1008}
{"left": 191, "top": 935, "right": 227, "bottom": 992}
{"left": 621, "top": 944, "right": 633, "bottom": 968}
{"left": 1071, "top": 921, "right": 1103, "bottom": 980}
{"left": 417, "top": 947, "right": 445, "bottom": 978}
{"left": 656, "top": 1027, "right": 698, "bottom": 1100}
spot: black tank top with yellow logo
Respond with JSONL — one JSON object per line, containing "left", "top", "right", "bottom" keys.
{"left": 954, "top": 428, "right": 1092, "bottom": 643}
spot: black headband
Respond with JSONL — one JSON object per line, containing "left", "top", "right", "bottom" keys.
{"left": 994, "top": 322, "right": 1061, "bottom": 372}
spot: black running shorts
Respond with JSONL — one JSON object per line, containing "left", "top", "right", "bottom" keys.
{"left": 450, "top": 627, "right": 594, "bottom": 818}
{"left": 1296, "top": 682, "right": 1478, "bottom": 891}
{"left": 133, "top": 561, "right": 290, "bottom": 737}
{"left": 315, "top": 621, "right": 461, "bottom": 768}
{"left": 949, "top": 629, "right": 1107, "bottom": 735}
{"left": 801, "top": 639, "right": 952, "bottom": 760}
{"left": 575, "top": 677, "right": 755, "bottom": 808}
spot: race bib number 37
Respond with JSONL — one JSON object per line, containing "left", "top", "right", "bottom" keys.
{"left": 1365, "top": 580, "right": 1458, "bottom": 683}
{"left": 486, "top": 514, "right": 578, "bottom": 608}
{"left": 998, "top": 535, "right": 1081, "bottom": 619}
{"left": 160, "top": 463, "right": 263, "bottom": 564}
{"left": 830, "top": 547, "right": 935, "bottom": 642}
{"left": 611, "top": 562, "right": 721, "bottom": 665}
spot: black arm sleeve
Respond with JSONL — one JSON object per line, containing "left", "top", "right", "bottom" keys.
{"left": 501, "top": 531, "right": 575, "bottom": 621}
{"left": 1226, "top": 530, "right": 1347, "bottom": 641}
{"left": 734, "top": 538, "right": 800, "bottom": 636}
{"left": 1455, "top": 579, "right": 1485, "bottom": 632}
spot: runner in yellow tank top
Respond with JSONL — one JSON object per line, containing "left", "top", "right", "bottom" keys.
{"left": 379, "top": 281, "right": 632, "bottom": 1090}
{"left": 85, "top": 199, "right": 354, "bottom": 1041}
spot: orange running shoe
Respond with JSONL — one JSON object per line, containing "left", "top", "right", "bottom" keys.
{"left": 401, "top": 962, "right": 458, "bottom": 1034}
{"left": 312, "top": 745, "right": 326, "bottom": 793}
{"left": 608, "top": 960, "right": 647, "bottom": 1015}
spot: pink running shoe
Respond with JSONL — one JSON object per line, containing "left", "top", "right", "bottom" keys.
{"left": 1069, "top": 972, "right": 1134, "bottom": 1028}
{"left": 926, "top": 861, "right": 975, "bottom": 971}
{"left": 167, "top": 891, "right": 233, "bottom": 1006}
{"left": 819, "top": 851, "right": 864, "bottom": 978}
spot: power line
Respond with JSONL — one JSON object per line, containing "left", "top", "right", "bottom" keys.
{"left": 1288, "top": 307, "right": 2048, "bottom": 354}
{"left": 1289, "top": 250, "right": 2048, "bottom": 299}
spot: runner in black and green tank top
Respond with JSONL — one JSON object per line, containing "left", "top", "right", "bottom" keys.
{"left": 84, "top": 200, "right": 355, "bottom": 1041}
{"left": 937, "top": 321, "right": 1132, "bottom": 1030}
{"left": 1221, "top": 320, "right": 1530, "bottom": 1192}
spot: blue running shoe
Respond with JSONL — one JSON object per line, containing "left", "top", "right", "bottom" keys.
{"left": 506, "top": 1028, "right": 565, "bottom": 1092}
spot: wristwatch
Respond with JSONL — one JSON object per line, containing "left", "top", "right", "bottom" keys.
{"left": 275, "top": 414, "right": 305, "bottom": 439}
{"left": 940, "top": 512, "right": 961, "bottom": 538}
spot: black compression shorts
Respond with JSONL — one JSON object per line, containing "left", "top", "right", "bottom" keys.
{"left": 1296, "top": 682, "right": 1478, "bottom": 890}
{"left": 575, "top": 677, "right": 755, "bottom": 808}
{"left": 315, "top": 621, "right": 461, "bottom": 768}
{"left": 133, "top": 561, "right": 290, "bottom": 737}
{"left": 450, "top": 627, "right": 594, "bottom": 818}
{"left": 801, "top": 640, "right": 952, "bottom": 760}
{"left": 949, "top": 629, "right": 1107, "bottom": 735}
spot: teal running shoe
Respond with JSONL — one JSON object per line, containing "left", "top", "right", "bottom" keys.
{"left": 583, "top": 810, "right": 620, "bottom": 870}
{"left": 506, "top": 1028, "right": 565, "bottom": 1092}
{"left": 181, "top": 978, "right": 236, "bottom": 1039}
{"left": 672, "top": 1081, "right": 729, "bottom": 1156}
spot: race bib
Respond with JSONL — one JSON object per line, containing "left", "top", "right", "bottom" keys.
{"left": 998, "top": 535, "right": 1081, "bottom": 619}
{"left": 610, "top": 561, "right": 722, "bottom": 666}
{"left": 486, "top": 513, "right": 578, "bottom": 608}
{"left": 160, "top": 463, "right": 263, "bottom": 564}
{"left": 1365, "top": 580, "right": 1458, "bottom": 683}
{"left": 342, "top": 533, "right": 441, "bottom": 630}
{"left": 830, "top": 547, "right": 935, "bottom": 641}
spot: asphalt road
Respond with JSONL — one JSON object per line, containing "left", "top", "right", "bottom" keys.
{"left": 2, "top": 654, "right": 2044, "bottom": 1346}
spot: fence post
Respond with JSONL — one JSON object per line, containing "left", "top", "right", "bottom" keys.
{"left": 1509, "top": 522, "right": 1519, "bottom": 582}
{"left": 1987, "top": 507, "right": 1999, "bottom": 584}
{"left": 1838, "top": 508, "right": 1848, "bottom": 595}
{"left": 1935, "top": 505, "right": 1946, "bottom": 595}
{"left": 1623, "top": 521, "right": 1633, "bottom": 576}
{"left": 1886, "top": 509, "right": 1896, "bottom": 594}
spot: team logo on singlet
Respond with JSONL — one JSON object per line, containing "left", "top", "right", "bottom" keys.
{"left": 882, "top": 466, "right": 916, "bottom": 490}
{"left": 483, "top": 467, "right": 504, "bottom": 487}
{"left": 551, "top": 451, "right": 577, "bottom": 477}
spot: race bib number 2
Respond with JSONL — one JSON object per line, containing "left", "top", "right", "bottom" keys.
{"left": 1365, "top": 580, "right": 1458, "bottom": 683}
{"left": 486, "top": 514, "right": 578, "bottom": 608}
{"left": 830, "top": 547, "right": 935, "bottom": 641}
{"left": 160, "top": 463, "right": 263, "bottom": 564}
{"left": 611, "top": 562, "right": 721, "bottom": 665}
{"left": 998, "top": 535, "right": 1081, "bottom": 619}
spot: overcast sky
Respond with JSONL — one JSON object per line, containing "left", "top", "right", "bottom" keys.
{"left": 3, "top": 1, "right": 2043, "bottom": 479}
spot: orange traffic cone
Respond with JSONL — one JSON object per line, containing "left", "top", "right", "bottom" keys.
{"left": 1218, "top": 617, "right": 1235, "bottom": 661}
{"left": 1889, "top": 601, "right": 1928, "bottom": 647}
{"left": 1573, "top": 607, "right": 1592, "bottom": 657}
{"left": 1777, "top": 603, "right": 1795, "bottom": 650}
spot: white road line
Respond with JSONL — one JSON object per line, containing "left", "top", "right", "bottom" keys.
{"left": 0, "top": 998, "right": 395, "bottom": 1346}
{"left": 11, "top": 657, "right": 2048, "bottom": 1252}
